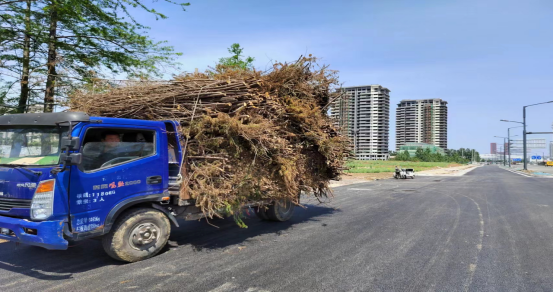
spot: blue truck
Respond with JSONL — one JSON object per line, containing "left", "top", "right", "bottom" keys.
{"left": 0, "top": 112, "right": 296, "bottom": 262}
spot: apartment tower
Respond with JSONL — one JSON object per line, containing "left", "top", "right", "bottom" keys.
{"left": 396, "top": 99, "right": 448, "bottom": 151}
{"left": 331, "top": 85, "right": 390, "bottom": 160}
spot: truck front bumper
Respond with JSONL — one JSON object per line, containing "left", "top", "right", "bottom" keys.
{"left": 0, "top": 216, "right": 68, "bottom": 250}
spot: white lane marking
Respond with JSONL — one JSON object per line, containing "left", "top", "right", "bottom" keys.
{"left": 210, "top": 282, "right": 237, "bottom": 292}
{"left": 462, "top": 195, "right": 485, "bottom": 291}
{"left": 246, "top": 287, "right": 268, "bottom": 292}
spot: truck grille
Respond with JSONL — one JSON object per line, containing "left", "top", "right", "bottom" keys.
{"left": 0, "top": 198, "right": 32, "bottom": 211}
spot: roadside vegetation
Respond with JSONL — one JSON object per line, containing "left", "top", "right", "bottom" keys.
{"left": 346, "top": 147, "right": 478, "bottom": 174}
{"left": 345, "top": 160, "right": 460, "bottom": 173}
{"left": 390, "top": 147, "right": 480, "bottom": 163}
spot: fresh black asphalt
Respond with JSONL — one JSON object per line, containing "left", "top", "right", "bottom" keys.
{"left": 2, "top": 166, "right": 553, "bottom": 291}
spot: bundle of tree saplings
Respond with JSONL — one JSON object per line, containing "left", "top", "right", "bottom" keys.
{"left": 70, "top": 56, "right": 350, "bottom": 223}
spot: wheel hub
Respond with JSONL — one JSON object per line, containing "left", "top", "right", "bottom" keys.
{"left": 276, "top": 200, "right": 293, "bottom": 217}
{"left": 130, "top": 223, "right": 159, "bottom": 249}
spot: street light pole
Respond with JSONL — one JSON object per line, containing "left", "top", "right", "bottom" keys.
{"left": 508, "top": 127, "right": 511, "bottom": 167}
{"left": 504, "top": 101, "right": 553, "bottom": 170}
{"left": 503, "top": 138, "right": 507, "bottom": 167}
{"left": 501, "top": 120, "right": 524, "bottom": 167}
{"left": 523, "top": 106, "right": 527, "bottom": 170}
{"left": 506, "top": 128, "right": 521, "bottom": 168}
{"left": 495, "top": 136, "right": 508, "bottom": 166}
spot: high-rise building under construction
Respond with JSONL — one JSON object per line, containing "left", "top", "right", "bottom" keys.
{"left": 396, "top": 99, "right": 448, "bottom": 151}
{"left": 330, "top": 85, "right": 390, "bottom": 160}
{"left": 490, "top": 142, "right": 497, "bottom": 154}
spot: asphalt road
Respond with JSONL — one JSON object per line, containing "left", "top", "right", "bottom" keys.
{"left": 2, "top": 166, "right": 553, "bottom": 291}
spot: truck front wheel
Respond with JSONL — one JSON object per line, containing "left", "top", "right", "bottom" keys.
{"left": 102, "top": 207, "right": 171, "bottom": 262}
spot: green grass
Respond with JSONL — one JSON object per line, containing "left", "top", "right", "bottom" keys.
{"left": 0, "top": 157, "right": 20, "bottom": 164}
{"left": 345, "top": 160, "right": 460, "bottom": 173}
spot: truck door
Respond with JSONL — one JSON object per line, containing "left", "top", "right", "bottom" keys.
{"left": 68, "top": 125, "right": 168, "bottom": 235}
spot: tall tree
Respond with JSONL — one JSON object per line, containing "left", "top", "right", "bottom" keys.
{"left": 1, "top": 0, "right": 190, "bottom": 113}
{"left": 43, "top": 0, "right": 57, "bottom": 112}
{"left": 41, "top": 0, "right": 190, "bottom": 112}
{"left": 17, "top": 0, "right": 32, "bottom": 113}
{"left": 1, "top": 1, "right": 22, "bottom": 111}
{"left": 1, "top": 0, "right": 49, "bottom": 112}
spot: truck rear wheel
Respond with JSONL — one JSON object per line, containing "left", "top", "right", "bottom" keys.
{"left": 266, "top": 199, "right": 295, "bottom": 222}
{"left": 102, "top": 207, "right": 171, "bottom": 262}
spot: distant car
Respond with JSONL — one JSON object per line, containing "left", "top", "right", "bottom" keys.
{"left": 546, "top": 161, "right": 553, "bottom": 167}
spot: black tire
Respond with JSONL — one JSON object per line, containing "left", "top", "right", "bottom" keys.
{"left": 102, "top": 207, "right": 171, "bottom": 263}
{"left": 266, "top": 199, "right": 295, "bottom": 222}
{"left": 255, "top": 206, "right": 270, "bottom": 220}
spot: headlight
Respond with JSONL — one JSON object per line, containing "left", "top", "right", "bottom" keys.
{"left": 31, "top": 179, "right": 55, "bottom": 220}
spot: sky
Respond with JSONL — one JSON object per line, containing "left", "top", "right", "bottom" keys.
{"left": 133, "top": 0, "right": 553, "bottom": 155}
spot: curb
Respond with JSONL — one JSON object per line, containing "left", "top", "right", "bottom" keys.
{"left": 499, "top": 167, "right": 553, "bottom": 178}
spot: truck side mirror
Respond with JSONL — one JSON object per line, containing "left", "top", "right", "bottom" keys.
{"left": 59, "top": 153, "right": 82, "bottom": 165}
{"left": 60, "top": 137, "right": 80, "bottom": 151}
{"left": 68, "top": 153, "right": 82, "bottom": 165}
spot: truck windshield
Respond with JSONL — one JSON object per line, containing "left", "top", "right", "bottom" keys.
{"left": 0, "top": 126, "right": 67, "bottom": 166}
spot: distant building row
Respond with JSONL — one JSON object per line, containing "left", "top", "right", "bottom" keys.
{"left": 490, "top": 142, "right": 509, "bottom": 155}
{"left": 330, "top": 85, "right": 448, "bottom": 160}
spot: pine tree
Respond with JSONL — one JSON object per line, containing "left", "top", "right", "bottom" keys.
{"left": 1, "top": 0, "right": 190, "bottom": 113}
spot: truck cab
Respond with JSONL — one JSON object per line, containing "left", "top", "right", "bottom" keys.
{"left": 0, "top": 112, "right": 185, "bottom": 261}
{"left": 0, "top": 112, "right": 296, "bottom": 262}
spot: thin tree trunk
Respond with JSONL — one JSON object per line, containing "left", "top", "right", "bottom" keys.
{"left": 44, "top": 1, "right": 57, "bottom": 113}
{"left": 17, "top": 0, "right": 31, "bottom": 113}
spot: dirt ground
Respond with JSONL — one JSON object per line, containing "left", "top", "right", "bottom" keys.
{"left": 416, "top": 164, "right": 478, "bottom": 176}
{"left": 330, "top": 172, "right": 394, "bottom": 187}
{"left": 330, "top": 164, "right": 479, "bottom": 187}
